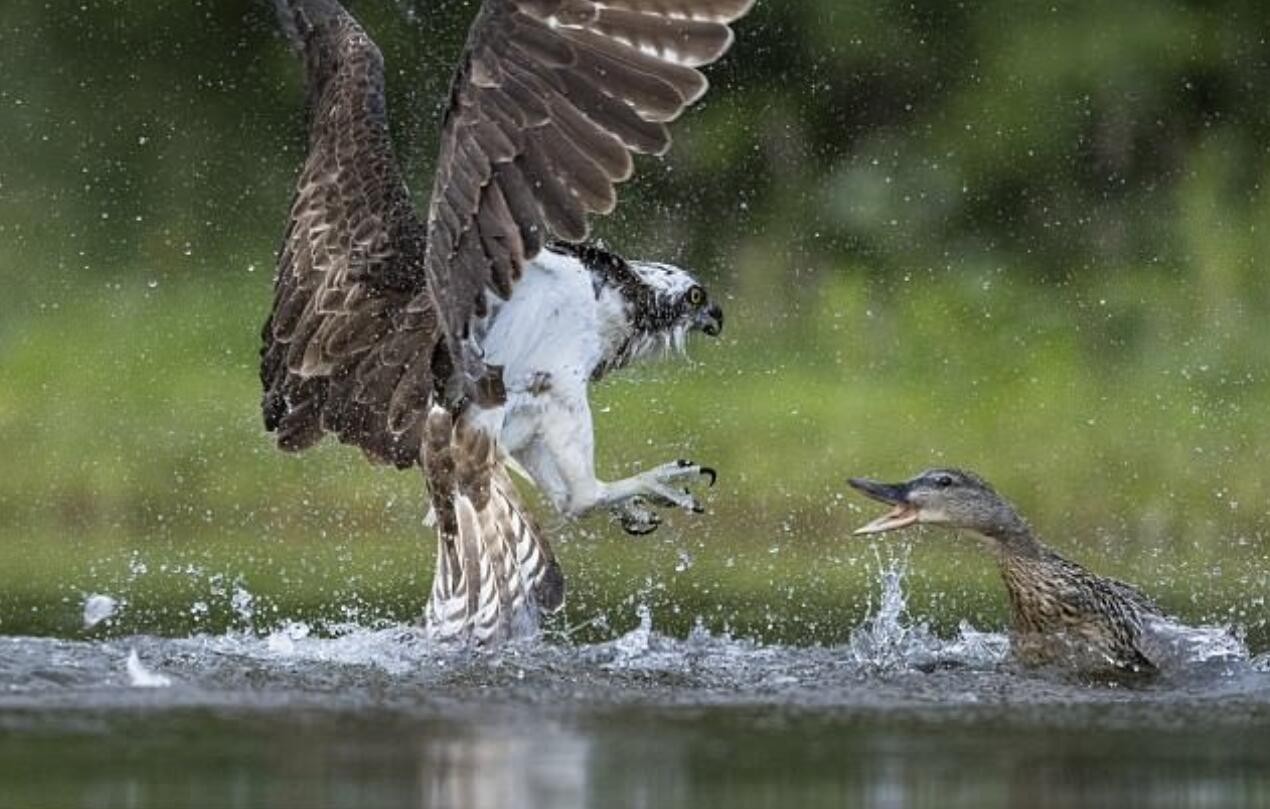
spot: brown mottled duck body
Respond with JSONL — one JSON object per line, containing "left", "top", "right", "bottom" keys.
{"left": 849, "top": 469, "right": 1162, "bottom": 676}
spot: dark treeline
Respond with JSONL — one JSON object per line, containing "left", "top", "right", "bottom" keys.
{"left": 2, "top": 0, "right": 1268, "bottom": 301}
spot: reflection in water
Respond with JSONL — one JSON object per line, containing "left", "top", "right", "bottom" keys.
{"left": 396, "top": 712, "right": 1270, "bottom": 809}
{"left": 423, "top": 727, "right": 591, "bottom": 809}
{"left": 2, "top": 700, "right": 1270, "bottom": 808}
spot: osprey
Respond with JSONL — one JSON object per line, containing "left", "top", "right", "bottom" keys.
{"left": 261, "top": 0, "right": 750, "bottom": 642}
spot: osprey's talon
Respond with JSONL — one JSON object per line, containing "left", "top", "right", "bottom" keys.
{"left": 650, "top": 460, "right": 715, "bottom": 486}
{"left": 616, "top": 498, "right": 661, "bottom": 536}
{"left": 676, "top": 487, "right": 704, "bottom": 513}
{"left": 676, "top": 490, "right": 703, "bottom": 514}
{"left": 639, "top": 478, "right": 700, "bottom": 512}
{"left": 621, "top": 516, "right": 661, "bottom": 536}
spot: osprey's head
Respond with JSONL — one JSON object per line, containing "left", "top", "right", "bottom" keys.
{"left": 562, "top": 243, "right": 723, "bottom": 377}
{"left": 627, "top": 260, "right": 725, "bottom": 340}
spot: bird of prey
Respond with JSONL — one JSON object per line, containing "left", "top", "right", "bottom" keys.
{"left": 260, "top": 0, "right": 750, "bottom": 643}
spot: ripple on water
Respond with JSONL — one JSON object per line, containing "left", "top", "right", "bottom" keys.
{"left": 1, "top": 554, "right": 1267, "bottom": 727}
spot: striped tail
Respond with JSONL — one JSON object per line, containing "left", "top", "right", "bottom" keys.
{"left": 422, "top": 406, "right": 565, "bottom": 644}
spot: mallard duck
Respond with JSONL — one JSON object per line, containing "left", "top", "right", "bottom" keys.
{"left": 848, "top": 469, "right": 1163, "bottom": 676}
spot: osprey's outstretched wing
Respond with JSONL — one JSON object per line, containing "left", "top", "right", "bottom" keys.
{"left": 423, "top": 0, "right": 754, "bottom": 344}
{"left": 261, "top": 0, "right": 750, "bottom": 641}
{"left": 261, "top": 0, "right": 440, "bottom": 468}
{"left": 262, "top": 0, "right": 567, "bottom": 642}
{"left": 263, "top": 0, "right": 752, "bottom": 461}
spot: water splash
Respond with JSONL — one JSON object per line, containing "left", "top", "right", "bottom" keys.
{"left": 607, "top": 603, "right": 654, "bottom": 663}
{"left": 846, "top": 548, "right": 1007, "bottom": 672}
{"left": 1139, "top": 615, "right": 1248, "bottom": 672}
{"left": 210, "top": 622, "right": 434, "bottom": 677}
{"left": 230, "top": 585, "right": 255, "bottom": 628}
{"left": 23, "top": 545, "right": 1265, "bottom": 704}
{"left": 0, "top": 607, "right": 1262, "bottom": 718}
{"left": 83, "top": 594, "right": 119, "bottom": 629}
{"left": 848, "top": 551, "right": 934, "bottom": 670}
{"left": 939, "top": 621, "right": 1011, "bottom": 664}
{"left": 125, "top": 649, "right": 172, "bottom": 688}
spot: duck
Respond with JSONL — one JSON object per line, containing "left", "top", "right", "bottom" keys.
{"left": 848, "top": 468, "right": 1164, "bottom": 676}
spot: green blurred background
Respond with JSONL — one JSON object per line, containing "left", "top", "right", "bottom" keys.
{"left": 0, "top": 0, "right": 1267, "bottom": 647}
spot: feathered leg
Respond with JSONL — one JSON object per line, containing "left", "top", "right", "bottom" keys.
{"left": 507, "top": 381, "right": 715, "bottom": 535}
{"left": 423, "top": 406, "right": 564, "bottom": 643}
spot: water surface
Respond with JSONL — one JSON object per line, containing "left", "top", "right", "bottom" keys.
{"left": 3, "top": 590, "right": 1269, "bottom": 809}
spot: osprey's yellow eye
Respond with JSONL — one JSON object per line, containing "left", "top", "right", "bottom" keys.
{"left": 687, "top": 286, "right": 706, "bottom": 307}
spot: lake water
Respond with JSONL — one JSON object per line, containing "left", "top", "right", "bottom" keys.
{"left": 3, "top": 573, "right": 1270, "bottom": 809}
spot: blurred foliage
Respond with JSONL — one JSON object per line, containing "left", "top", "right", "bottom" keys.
{"left": 5, "top": 0, "right": 1270, "bottom": 290}
{"left": 0, "top": 0, "right": 1268, "bottom": 645}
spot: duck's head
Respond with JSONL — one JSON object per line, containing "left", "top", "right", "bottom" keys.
{"left": 848, "top": 468, "right": 1023, "bottom": 540}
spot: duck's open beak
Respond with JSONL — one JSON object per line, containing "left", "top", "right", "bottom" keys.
{"left": 848, "top": 478, "right": 920, "bottom": 535}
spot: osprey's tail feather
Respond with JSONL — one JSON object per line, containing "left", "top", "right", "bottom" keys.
{"left": 422, "top": 406, "right": 565, "bottom": 644}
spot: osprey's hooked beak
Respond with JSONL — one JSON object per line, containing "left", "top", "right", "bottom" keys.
{"left": 848, "top": 477, "right": 920, "bottom": 535}
{"left": 697, "top": 303, "right": 724, "bottom": 337}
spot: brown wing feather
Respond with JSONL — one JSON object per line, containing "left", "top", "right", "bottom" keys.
{"left": 262, "top": 0, "right": 751, "bottom": 459}
{"left": 261, "top": 1, "right": 442, "bottom": 468}
{"left": 422, "top": 0, "right": 753, "bottom": 341}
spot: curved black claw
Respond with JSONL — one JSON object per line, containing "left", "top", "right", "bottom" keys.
{"left": 699, "top": 467, "right": 717, "bottom": 487}
{"left": 622, "top": 516, "right": 661, "bottom": 536}
{"left": 646, "top": 492, "right": 683, "bottom": 509}
{"left": 619, "top": 504, "right": 661, "bottom": 536}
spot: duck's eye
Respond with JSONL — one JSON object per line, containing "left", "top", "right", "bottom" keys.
{"left": 934, "top": 475, "right": 954, "bottom": 488}
{"left": 686, "top": 286, "right": 706, "bottom": 307}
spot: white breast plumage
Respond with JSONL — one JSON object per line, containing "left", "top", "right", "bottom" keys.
{"left": 479, "top": 248, "right": 630, "bottom": 391}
